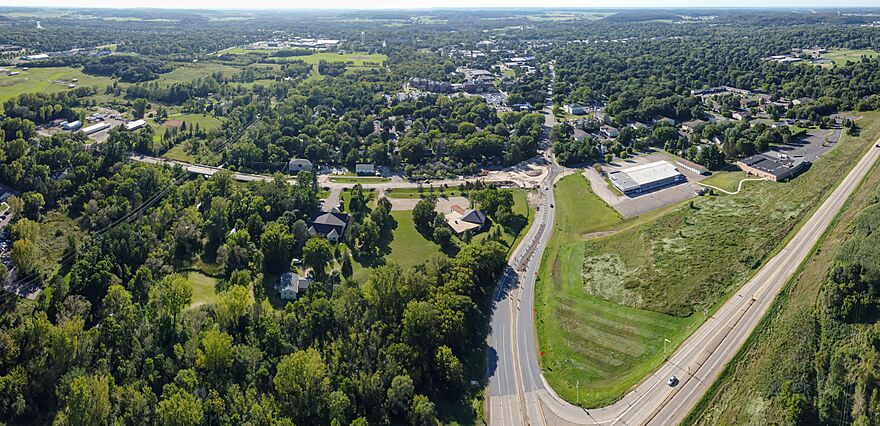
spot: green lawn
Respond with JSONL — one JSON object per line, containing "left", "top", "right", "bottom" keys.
{"left": 0, "top": 66, "right": 116, "bottom": 110}
{"left": 536, "top": 113, "right": 880, "bottom": 407}
{"left": 473, "top": 189, "right": 533, "bottom": 256}
{"left": 162, "top": 143, "right": 198, "bottom": 163}
{"left": 699, "top": 170, "right": 748, "bottom": 193}
{"left": 384, "top": 187, "right": 468, "bottom": 199}
{"left": 156, "top": 62, "right": 241, "bottom": 86}
{"left": 156, "top": 113, "right": 222, "bottom": 131}
{"left": 329, "top": 176, "right": 390, "bottom": 184}
{"left": 186, "top": 271, "right": 221, "bottom": 308}
{"left": 349, "top": 210, "right": 444, "bottom": 282}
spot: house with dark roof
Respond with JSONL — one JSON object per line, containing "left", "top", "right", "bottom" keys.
{"left": 444, "top": 205, "right": 487, "bottom": 236}
{"left": 308, "top": 210, "right": 350, "bottom": 243}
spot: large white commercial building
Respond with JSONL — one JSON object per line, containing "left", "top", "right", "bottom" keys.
{"left": 608, "top": 161, "right": 685, "bottom": 195}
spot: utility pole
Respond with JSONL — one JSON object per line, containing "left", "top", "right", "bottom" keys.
{"left": 664, "top": 338, "right": 671, "bottom": 359}
{"left": 576, "top": 380, "right": 580, "bottom": 405}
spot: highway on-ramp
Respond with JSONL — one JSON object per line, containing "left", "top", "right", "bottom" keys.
{"left": 486, "top": 109, "right": 880, "bottom": 424}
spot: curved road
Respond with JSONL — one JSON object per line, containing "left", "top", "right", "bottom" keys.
{"left": 487, "top": 102, "right": 880, "bottom": 423}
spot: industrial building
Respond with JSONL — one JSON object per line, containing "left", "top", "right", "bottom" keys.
{"left": 736, "top": 152, "right": 807, "bottom": 182}
{"left": 609, "top": 161, "right": 685, "bottom": 195}
{"left": 125, "top": 119, "right": 147, "bottom": 131}
{"left": 62, "top": 120, "right": 82, "bottom": 131}
{"left": 81, "top": 122, "right": 110, "bottom": 135}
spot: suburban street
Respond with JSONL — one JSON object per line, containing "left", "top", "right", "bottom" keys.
{"left": 486, "top": 67, "right": 880, "bottom": 425}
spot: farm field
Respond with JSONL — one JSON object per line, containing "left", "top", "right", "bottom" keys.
{"left": 536, "top": 112, "right": 880, "bottom": 407}
{"left": 0, "top": 66, "right": 116, "bottom": 109}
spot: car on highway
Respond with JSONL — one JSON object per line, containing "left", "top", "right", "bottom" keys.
{"left": 667, "top": 375, "right": 678, "bottom": 387}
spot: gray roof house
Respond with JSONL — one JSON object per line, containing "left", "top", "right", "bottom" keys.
{"left": 276, "top": 272, "right": 312, "bottom": 301}
{"left": 355, "top": 163, "right": 376, "bottom": 175}
{"left": 308, "top": 211, "right": 350, "bottom": 243}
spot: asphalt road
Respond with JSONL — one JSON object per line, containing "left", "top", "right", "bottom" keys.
{"left": 487, "top": 75, "right": 880, "bottom": 424}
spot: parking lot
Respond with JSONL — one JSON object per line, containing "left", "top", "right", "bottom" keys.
{"left": 774, "top": 127, "right": 840, "bottom": 162}
{"left": 583, "top": 151, "right": 710, "bottom": 218}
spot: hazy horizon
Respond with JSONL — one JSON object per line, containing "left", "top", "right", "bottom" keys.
{"left": 1, "top": 1, "right": 880, "bottom": 11}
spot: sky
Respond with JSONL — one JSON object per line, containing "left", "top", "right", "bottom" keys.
{"left": 1, "top": 0, "right": 879, "bottom": 9}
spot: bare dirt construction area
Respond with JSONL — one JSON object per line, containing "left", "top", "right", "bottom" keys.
{"left": 583, "top": 151, "right": 710, "bottom": 218}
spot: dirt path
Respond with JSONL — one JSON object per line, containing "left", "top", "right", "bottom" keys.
{"left": 696, "top": 177, "right": 766, "bottom": 195}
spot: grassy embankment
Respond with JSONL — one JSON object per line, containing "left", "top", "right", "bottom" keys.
{"left": 684, "top": 114, "right": 880, "bottom": 424}
{"left": 535, "top": 112, "right": 880, "bottom": 407}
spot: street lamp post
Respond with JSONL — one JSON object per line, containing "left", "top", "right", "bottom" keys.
{"left": 664, "top": 338, "right": 671, "bottom": 359}
{"left": 576, "top": 380, "right": 580, "bottom": 405}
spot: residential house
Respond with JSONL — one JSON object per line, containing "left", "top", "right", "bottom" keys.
{"left": 275, "top": 272, "right": 312, "bottom": 301}
{"left": 308, "top": 210, "right": 350, "bottom": 243}
{"left": 600, "top": 125, "right": 619, "bottom": 138}
{"left": 444, "top": 205, "right": 487, "bottom": 236}
{"left": 564, "top": 104, "right": 588, "bottom": 115}
{"left": 680, "top": 119, "right": 706, "bottom": 133}
{"left": 288, "top": 158, "right": 313, "bottom": 174}
{"left": 355, "top": 163, "right": 376, "bottom": 176}
{"left": 740, "top": 98, "right": 758, "bottom": 109}
{"left": 732, "top": 110, "right": 752, "bottom": 121}
{"left": 652, "top": 116, "right": 676, "bottom": 126}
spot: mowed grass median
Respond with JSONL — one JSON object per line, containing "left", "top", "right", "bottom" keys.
{"left": 536, "top": 112, "right": 880, "bottom": 407}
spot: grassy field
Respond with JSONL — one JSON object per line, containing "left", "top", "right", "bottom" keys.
{"left": 536, "top": 112, "right": 880, "bottom": 407}
{"left": 349, "top": 210, "right": 444, "bottom": 282}
{"left": 700, "top": 171, "right": 749, "bottom": 192}
{"left": 35, "top": 210, "right": 85, "bottom": 277}
{"left": 685, "top": 134, "right": 880, "bottom": 425}
{"left": 156, "top": 62, "right": 241, "bottom": 86}
{"left": 536, "top": 174, "right": 705, "bottom": 407}
{"left": 384, "top": 187, "right": 469, "bottom": 199}
{"left": 811, "top": 48, "right": 879, "bottom": 67}
{"left": 185, "top": 271, "right": 221, "bottom": 308}
{"left": 0, "top": 66, "right": 116, "bottom": 109}
{"left": 163, "top": 113, "right": 222, "bottom": 130}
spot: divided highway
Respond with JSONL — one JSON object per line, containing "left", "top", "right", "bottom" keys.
{"left": 486, "top": 106, "right": 880, "bottom": 424}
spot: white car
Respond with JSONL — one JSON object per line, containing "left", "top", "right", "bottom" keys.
{"left": 667, "top": 376, "right": 678, "bottom": 387}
